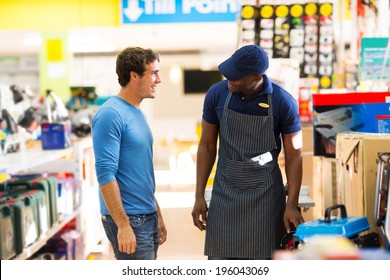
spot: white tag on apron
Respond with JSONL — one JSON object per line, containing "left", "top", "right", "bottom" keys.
{"left": 251, "top": 151, "right": 273, "bottom": 166}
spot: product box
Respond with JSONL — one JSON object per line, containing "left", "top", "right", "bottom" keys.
{"left": 61, "top": 229, "right": 84, "bottom": 260}
{"left": 0, "top": 168, "right": 6, "bottom": 184}
{"left": 41, "top": 121, "right": 72, "bottom": 150}
{"left": 279, "top": 126, "right": 316, "bottom": 221}
{"left": 312, "top": 91, "right": 390, "bottom": 157}
{"left": 312, "top": 156, "right": 338, "bottom": 220}
{"left": 336, "top": 132, "right": 390, "bottom": 232}
{"left": 0, "top": 203, "right": 16, "bottom": 259}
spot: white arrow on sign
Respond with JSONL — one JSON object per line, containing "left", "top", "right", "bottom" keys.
{"left": 124, "top": 0, "right": 144, "bottom": 22}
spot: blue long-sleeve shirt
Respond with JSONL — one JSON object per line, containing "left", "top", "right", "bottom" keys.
{"left": 92, "top": 96, "right": 156, "bottom": 215}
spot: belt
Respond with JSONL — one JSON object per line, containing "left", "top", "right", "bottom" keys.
{"left": 101, "top": 212, "right": 156, "bottom": 220}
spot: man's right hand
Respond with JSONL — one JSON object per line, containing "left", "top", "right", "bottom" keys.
{"left": 118, "top": 225, "right": 137, "bottom": 254}
{"left": 191, "top": 198, "right": 208, "bottom": 231}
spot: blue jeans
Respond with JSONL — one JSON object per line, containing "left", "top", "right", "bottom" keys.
{"left": 101, "top": 213, "right": 159, "bottom": 260}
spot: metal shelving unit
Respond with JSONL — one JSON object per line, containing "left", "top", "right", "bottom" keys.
{"left": 1, "top": 137, "right": 103, "bottom": 260}
{"left": 13, "top": 209, "right": 80, "bottom": 260}
{"left": 1, "top": 146, "right": 74, "bottom": 176}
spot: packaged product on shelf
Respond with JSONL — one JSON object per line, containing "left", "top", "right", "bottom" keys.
{"left": 313, "top": 91, "right": 390, "bottom": 157}
{"left": 0, "top": 203, "right": 16, "bottom": 260}
{"left": 60, "top": 229, "right": 84, "bottom": 260}
{"left": 53, "top": 172, "right": 81, "bottom": 218}
{"left": 41, "top": 120, "right": 72, "bottom": 150}
{"left": 1, "top": 195, "right": 39, "bottom": 255}
{"left": 23, "top": 190, "right": 50, "bottom": 235}
{"left": 0, "top": 175, "right": 59, "bottom": 227}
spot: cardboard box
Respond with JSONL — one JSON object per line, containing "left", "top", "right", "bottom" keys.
{"left": 336, "top": 132, "right": 390, "bottom": 232}
{"left": 279, "top": 125, "right": 314, "bottom": 182}
{"left": 312, "top": 91, "right": 390, "bottom": 157}
{"left": 302, "top": 125, "right": 314, "bottom": 189}
{"left": 312, "top": 156, "right": 338, "bottom": 220}
{"left": 279, "top": 125, "right": 316, "bottom": 221}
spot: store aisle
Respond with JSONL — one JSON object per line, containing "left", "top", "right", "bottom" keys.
{"left": 89, "top": 186, "right": 207, "bottom": 260}
{"left": 157, "top": 206, "right": 206, "bottom": 260}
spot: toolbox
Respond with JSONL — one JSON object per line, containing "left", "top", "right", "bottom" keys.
{"left": 18, "top": 194, "right": 40, "bottom": 246}
{"left": 0, "top": 195, "right": 39, "bottom": 254}
{"left": 295, "top": 204, "right": 371, "bottom": 241}
{"left": 0, "top": 176, "right": 58, "bottom": 227}
{"left": 21, "top": 190, "right": 50, "bottom": 235}
{"left": 0, "top": 203, "right": 16, "bottom": 259}
{"left": 281, "top": 204, "right": 377, "bottom": 250}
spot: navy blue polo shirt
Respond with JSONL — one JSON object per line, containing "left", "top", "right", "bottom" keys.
{"left": 202, "top": 74, "right": 301, "bottom": 152}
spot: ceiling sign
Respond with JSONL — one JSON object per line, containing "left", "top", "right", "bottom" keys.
{"left": 121, "top": 0, "right": 240, "bottom": 24}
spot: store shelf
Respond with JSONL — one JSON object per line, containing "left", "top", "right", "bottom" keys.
{"left": 1, "top": 137, "right": 102, "bottom": 260}
{"left": 13, "top": 208, "right": 81, "bottom": 260}
{"left": 0, "top": 146, "right": 74, "bottom": 175}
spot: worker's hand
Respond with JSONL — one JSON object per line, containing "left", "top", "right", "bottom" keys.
{"left": 158, "top": 219, "right": 167, "bottom": 245}
{"left": 117, "top": 225, "right": 137, "bottom": 254}
{"left": 283, "top": 204, "right": 305, "bottom": 233}
{"left": 191, "top": 198, "right": 208, "bottom": 231}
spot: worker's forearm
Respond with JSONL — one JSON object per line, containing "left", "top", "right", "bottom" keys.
{"left": 195, "top": 145, "right": 216, "bottom": 199}
{"left": 285, "top": 154, "right": 302, "bottom": 207}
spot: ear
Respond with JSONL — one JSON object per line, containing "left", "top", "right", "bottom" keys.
{"left": 129, "top": 71, "right": 138, "bottom": 81}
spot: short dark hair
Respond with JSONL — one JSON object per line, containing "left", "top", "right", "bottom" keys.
{"left": 116, "top": 47, "right": 160, "bottom": 87}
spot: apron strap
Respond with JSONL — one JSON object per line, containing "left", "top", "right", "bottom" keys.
{"left": 267, "top": 94, "right": 273, "bottom": 117}
{"left": 224, "top": 91, "right": 275, "bottom": 143}
{"left": 224, "top": 91, "right": 233, "bottom": 110}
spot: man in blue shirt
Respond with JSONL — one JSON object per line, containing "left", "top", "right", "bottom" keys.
{"left": 191, "top": 45, "right": 304, "bottom": 259}
{"left": 92, "top": 47, "right": 167, "bottom": 260}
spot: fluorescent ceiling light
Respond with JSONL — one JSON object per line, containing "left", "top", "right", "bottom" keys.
{"left": 169, "top": 64, "right": 182, "bottom": 84}
{"left": 23, "top": 36, "right": 42, "bottom": 46}
{"left": 69, "top": 35, "right": 102, "bottom": 44}
{"left": 68, "top": 34, "right": 116, "bottom": 53}
{"left": 69, "top": 43, "right": 116, "bottom": 53}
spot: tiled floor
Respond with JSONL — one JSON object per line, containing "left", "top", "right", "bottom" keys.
{"left": 88, "top": 185, "right": 207, "bottom": 260}
{"left": 156, "top": 207, "right": 207, "bottom": 260}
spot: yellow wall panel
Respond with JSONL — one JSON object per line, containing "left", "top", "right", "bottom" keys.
{"left": 0, "top": 0, "right": 120, "bottom": 30}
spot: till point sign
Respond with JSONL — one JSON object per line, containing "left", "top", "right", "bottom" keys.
{"left": 121, "top": 0, "right": 240, "bottom": 24}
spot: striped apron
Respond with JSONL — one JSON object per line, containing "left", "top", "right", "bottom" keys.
{"left": 205, "top": 91, "right": 286, "bottom": 259}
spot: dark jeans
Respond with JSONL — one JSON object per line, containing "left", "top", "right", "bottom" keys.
{"left": 101, "top": 213, "right": 159, "bottom": 260}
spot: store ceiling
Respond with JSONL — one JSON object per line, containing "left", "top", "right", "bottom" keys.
{"left": 0, "top": 22, "right": 238, "bottom": 56}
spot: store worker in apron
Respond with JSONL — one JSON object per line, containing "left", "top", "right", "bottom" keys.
{"left": 191, "top": 45, "right": 304, "bottom": 260}
{"left": 92, "top": 47, "right": 167, "bottom": 260}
